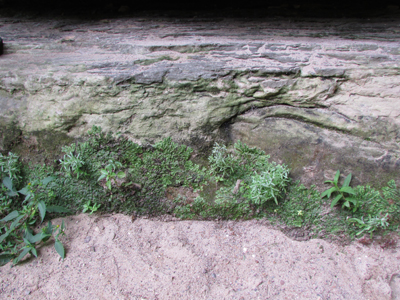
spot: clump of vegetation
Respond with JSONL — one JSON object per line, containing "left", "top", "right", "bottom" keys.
{"left": 43, "top": 127, "right": 208, "bottom": 216}
{"left": 0, "top": 152, "right": 21, "bottom": 183}
{"left": 174, "top": 140, "right": 290, "bottom": 219}
{"left": 0, "top": 154, "right": 69, "bottom": 265}
{"left": 173, "top": 143, "right": 400, "bottom": 240}
{"left": 319, "top": 171, "right": 400, "bottom": 238}
{"left": 98, "top": 159, "right": 125, "bottom": 190}
{"left": 278, "top": 183, "right": 324, "bottom": 229}
{"left": 0, "top": 152, "right": 21, "bottom": 217}
{"left": 1, "top": 126, "right": 399, "bottom": 266}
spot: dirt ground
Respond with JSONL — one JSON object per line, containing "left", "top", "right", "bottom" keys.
{"left": 0, "top": 213, "right": 399, "bottom": 299}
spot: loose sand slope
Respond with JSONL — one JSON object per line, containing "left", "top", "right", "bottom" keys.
{"left": 1, "top": 214, "right": 399, "bottom": 299}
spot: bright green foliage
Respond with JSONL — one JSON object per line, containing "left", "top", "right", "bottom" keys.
{"left": 348, "top": 214, "right": 389, "bottom": 238}
{"left": 0, "top": 152, "right": 22, "bottom": 217}
{"left": 0, "top": 175, "right": 68, "bottom": 265}
{"left": 0, "top": 152, "right": 21, "bottom": 183}
{"left": 318, "top": 177, "right": 400, "bottom": 238}
{"left": 0, "top": 157, "right": 69, "bottom": 265}
{"left": 345, "top": 180, "right": 400, "bottom": 237}
{"left": 321, "top": 170, "right": 357, "bottom": 211}
{"left": 208, "top": 140, "right": 290, "bottom": 207}
{"left": 21, "top": 164, "right": 105, "bottom": 215}
{"left": 208, "top": 143, "right": 237, "bottom": 183}
{"left": 124, "top": 136, "right": 207, "bottom": 214}
{"left": 151, "top": 137, "right": 199, "bottom": 188}
{"left": 82, "top": 200, "right": 101, "bottom": 215}
{"left": 208, "top": 140, "right": 270, "bottom": 185}
{"left": 175, "top": 140, "right": 290, "bottom": 220}
{"left": 98, "top": 159, "right": 125, "bottom": 190}
{"left": 351, "top": 185, "right": 381, "bottom": 213}
{"left": 0, "top": 153, "right": 24, "bottom": 219}
{"left": 247, "top": 164, "right": 290, "bottom": 205}
{"left": 0, "top": 189, "right": 12, "bottom": 217}
{"left": 59, "top": 148, "right": 87, "bottom": 179}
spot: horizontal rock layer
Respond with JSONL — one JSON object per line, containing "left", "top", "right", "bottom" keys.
{"left": 0, "top": 17, "right": 399, "bottom": 185}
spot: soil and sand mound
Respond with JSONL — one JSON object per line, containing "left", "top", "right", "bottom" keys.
{"left": 1, "top": 213, "right": 399, "bottom": 299}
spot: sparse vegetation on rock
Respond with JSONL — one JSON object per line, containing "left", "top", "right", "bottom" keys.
{"left": 1, "top": 126, "right": 399, "bottom": 264}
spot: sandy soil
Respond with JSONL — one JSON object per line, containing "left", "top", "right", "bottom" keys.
{"left": 0, "top": 213, "right": 399, "bottom": 299}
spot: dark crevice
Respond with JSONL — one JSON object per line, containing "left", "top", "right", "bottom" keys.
{"left": 263, "top": 115, "right": 353, "bottom": 136}
{"left": 231, "top": 104, "right": 366, "bottom": 138}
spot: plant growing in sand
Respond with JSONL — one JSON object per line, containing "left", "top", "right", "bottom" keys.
{"left": 0, "top": 176, "right": 69, "bottom": 265}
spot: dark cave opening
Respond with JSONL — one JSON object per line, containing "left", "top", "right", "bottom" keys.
{"left": 0, "top": 0, "right": 399, "bottom": 18}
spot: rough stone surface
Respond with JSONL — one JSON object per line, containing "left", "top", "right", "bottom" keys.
{"left": 0, "top": 16, "right": 399, "bottom": 185}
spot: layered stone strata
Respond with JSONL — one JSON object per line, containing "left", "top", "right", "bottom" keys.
{"left": 0, "top": 17, "right": 399, "bottom": 185}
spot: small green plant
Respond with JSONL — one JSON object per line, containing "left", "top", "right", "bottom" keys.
{"left": 59, "top": 151, "right": 86, "bottom": 179}
{"left": 98, "top": 160, "right": 126, "bottom": 190}
{"left": 348, "top": 214, "right": 389, "bottom": 237}
{"left": 82, "top": 200, "right": 101, "bottom": 215}
{"left": 208, "top": 141, "right": 271, "bottom": 185}
{"left": 0, "top": 152, "right": 21, "bottom": 183}
{"left": 208, "top": 143, "right": 237, "bottom": 183}
{"left": 0, "top": 177, "right": 69, "bottom": 265}
{"left": 321, "top": 170, "right": 357, "bottom": 211}
{"left": 208, "top": 141, "right": 289, "bottom": 207}
{"left": 1, "top": 153, "right": 22, "bottom": 219}
{"left": 247, "top": 163, "right": 290, "bottom": 205}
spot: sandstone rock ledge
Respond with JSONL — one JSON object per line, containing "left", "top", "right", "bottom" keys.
{"left": 0, "top": 17, "right": 399, "bottom": 185}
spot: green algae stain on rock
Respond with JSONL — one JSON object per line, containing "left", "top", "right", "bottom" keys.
{"left": 229, "top": 111, "right": 400, "bottom": 189}
{"left": 3, "top": 129, "right": 75, "bottom": 166}
{"left": 0, "top": 64, "right": 399, "bottom": 188}
{"left": 0, "top": 123, "right": 22, "bottom": 152}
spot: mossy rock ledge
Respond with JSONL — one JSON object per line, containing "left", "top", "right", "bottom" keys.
{"left": 0, "top": 17, "right": 399, "bottom": 187}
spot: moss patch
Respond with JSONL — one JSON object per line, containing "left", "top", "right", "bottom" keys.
{"left": 11, "top": 130, "right": 75, "bottom": 166}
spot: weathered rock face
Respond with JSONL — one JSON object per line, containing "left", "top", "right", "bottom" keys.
{"left": 0, "top": 17, "right": 399, "bottom": 186}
